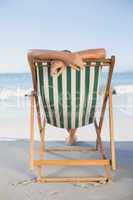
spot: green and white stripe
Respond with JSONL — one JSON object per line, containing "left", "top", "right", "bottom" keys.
{"left": 71, "top": 68, "right": 76, "bottom": 128}
{"left": 62, "top": 69, "right": 68, "bottom": 128}
{"left": 36, "top": 65, "right": 46, "bottom": 124}
{"left": 53, "top": 75, "right": 61, "bottom": 127}
{"left": 43, "top": 67, "right": 54, "bottom": 125}
{"left": 85, "top": 66, "right": 95, "bottom": 124}
{"left": 78, "top": 68, "right": 85, "bottom": 127}
{"left": 36, "top": 62, "right": 101, "bottom": 128}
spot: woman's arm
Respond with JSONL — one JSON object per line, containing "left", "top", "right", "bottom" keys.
{"left": 28, "top": 49, "right": 79, "bottom": 65}
{"left": 74, "top": 48, "right": 106, "bottom": 60}
{"left": 27, "top": 49, "right": 84, "bottom": 76}
{"left": 27, "top": 48, "right": 106, "bottom": 77}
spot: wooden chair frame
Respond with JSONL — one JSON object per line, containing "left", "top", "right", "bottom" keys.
{"left": 29, "top": 56, "right": 116, "bottom": 183}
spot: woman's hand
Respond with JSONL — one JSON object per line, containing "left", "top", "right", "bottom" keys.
{"left": 68, "top": 53, "right": 84, "bottom": 69}
{"left": 51, "top": 53, "right": 84, "bottom": 76}
{"left": 51, "top": 60, "right": 66, "bottom": 76}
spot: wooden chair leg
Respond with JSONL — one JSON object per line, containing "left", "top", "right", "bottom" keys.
{"left": 94, "top": 120, "right": 100, "bottom": 151}
{"left": 29, "top": 93, "right": 34, "bottom": 170}
{"left": 67, "top": 129, "right": 77, "bottom": 145}
{"left": 109, "top": 89, "right": 116, "bottom": 171}
{"left": 37, "top": 119, "right": 46, "bottom": 181}
{"left": 97, "top": 135, "right": 111, "bottom": 181}
{"left": 94, "top": 119, "right": 111, "bottom": 181}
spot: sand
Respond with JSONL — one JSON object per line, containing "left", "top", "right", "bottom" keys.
{"left": 0, "top": 140, "right": 133, "bottom": 200}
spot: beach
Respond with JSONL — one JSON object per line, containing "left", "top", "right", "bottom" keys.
{"left": 0, "top": 141, "right": 133, "bottom": 200}
{"left": 1, "top": 0, "right": 133, "bottom": 198}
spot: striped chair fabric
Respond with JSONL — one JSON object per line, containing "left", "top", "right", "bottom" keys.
{"left": 36, "top": 61, "right": 101, "bottom": 129}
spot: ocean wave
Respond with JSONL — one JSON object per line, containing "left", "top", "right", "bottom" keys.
{"left": 0, "top": 84, "right": 133, "bottom": 100}
{"left": 0, "top": 88, "right": 32, "bottom": 100}
{"left": 114, "top": 84, "right": 133, "bottom": 94}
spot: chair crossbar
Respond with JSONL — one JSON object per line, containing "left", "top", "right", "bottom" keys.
{"left": 46, "top": 147, "right": 97, "bottom": 152}
{"left": 36, "top": 176, "right": 108, "bottom": 183}
{"left": 34, "top": 159, "right": 109, "bottom": 167}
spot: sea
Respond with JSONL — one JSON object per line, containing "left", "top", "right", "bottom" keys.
{"left": 0, "top": 71, "right": 133, "bottom": 100}
{"left": 0, "top": 71, "right": 133, "bottom": 115}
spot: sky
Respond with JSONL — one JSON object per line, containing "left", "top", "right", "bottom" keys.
{"left": 0, "top": 0, "right": 133, "bottom": 73}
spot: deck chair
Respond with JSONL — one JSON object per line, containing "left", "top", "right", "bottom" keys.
{"left": 28, "top": 52, "right": 116, "bottom": 183}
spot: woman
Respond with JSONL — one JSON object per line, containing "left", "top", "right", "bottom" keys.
{"left": 27, "top": 48, "right": 106, "bottom": 145}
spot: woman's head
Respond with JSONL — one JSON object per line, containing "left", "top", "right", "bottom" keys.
{"left": 62, "top": 50, "right": 71, "bottom": 53}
